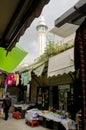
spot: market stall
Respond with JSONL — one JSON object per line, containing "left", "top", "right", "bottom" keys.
{"left": 25, "top": 108, "right": 76, "bottom": 130}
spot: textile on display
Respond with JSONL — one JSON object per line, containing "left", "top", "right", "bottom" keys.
{"left": 74, "top": 18, "right": 86, "bottom": 130}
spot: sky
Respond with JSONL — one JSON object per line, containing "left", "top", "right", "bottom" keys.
{"left": 17, "top": 0, "right": 79, "bottom": 66}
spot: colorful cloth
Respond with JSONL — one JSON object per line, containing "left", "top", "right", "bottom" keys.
{"left": 4, "top": 73, "right": 15, "bottom": 86}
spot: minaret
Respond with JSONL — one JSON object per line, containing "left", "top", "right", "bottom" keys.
{"left": 36, "top": 15, "right": 48, "bottom": 56}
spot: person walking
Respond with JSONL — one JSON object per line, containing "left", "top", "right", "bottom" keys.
{"left": 3, "top": 94, "right": 11, "bottom": 120}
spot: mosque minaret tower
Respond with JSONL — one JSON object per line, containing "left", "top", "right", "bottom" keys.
{"left": 36, "top": 15, "right": 48, "bottom": 56}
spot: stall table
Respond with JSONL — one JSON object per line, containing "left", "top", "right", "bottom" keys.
{"left": 25, "top": 108, "right": 76, "bottom": 130}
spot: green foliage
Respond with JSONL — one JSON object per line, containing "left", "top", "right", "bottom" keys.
{"left": 38, "top": 39, "right": 74, "bottom": 62}
{"left": 45, "top": 41, "right": 59, "bottom": 56}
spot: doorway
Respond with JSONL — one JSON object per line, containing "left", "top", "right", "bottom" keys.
{"left": 52, "top": 86, "right": 59, "bottom": 110}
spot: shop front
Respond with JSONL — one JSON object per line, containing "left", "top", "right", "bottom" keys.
{"left": 47, "top": 47, "right": 80, "bottom": 120}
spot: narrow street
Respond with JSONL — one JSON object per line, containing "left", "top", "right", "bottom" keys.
{"left": 0, "top": 116, "right": 50, "bottom": 130}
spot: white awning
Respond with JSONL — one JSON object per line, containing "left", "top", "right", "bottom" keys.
{"left": 48, "top": 48, "right": 75, "bottom": 77}
{"left": 33, "top": 63, "right": 45, "bottom": 77}
{"left": 18, "top": 58, "right": 47, "bottom": 77}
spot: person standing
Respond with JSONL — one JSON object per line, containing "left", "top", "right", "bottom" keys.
{"left": 3, "top": 94, "right": 11, "bottom": 120}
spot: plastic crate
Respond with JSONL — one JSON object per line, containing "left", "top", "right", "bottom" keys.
{"left": 12, "top": 111, "right": 22, "bottom": 120}
{"left": 25, "top": 119, "right": 39, "bottom": 127}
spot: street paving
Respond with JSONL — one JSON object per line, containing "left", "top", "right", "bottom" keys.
{"left": 0, "top": 116, "right": 50, "bottom": 130}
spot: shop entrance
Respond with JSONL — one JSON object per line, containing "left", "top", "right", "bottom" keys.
{"left": 58, "top": 84, "right": 70, "bottom": 112}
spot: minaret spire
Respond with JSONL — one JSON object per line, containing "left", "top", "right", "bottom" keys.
{"left": 36, "top": 15, "right": 48, "bottom": 56}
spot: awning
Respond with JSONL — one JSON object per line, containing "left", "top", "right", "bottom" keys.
{"left": 28, "top": 60, "right": 47, "bottom": 77}
{"left": 0, "top": 0, "right": 50, "bottom": 51}
{"left": 19, "top": 59, "right": 47, "bottom": 77}
{"left": 33, "top": 63, "right": 45, "bottom": 77}
{"left": 0, "top": 46, "right": 27, "bottom": 73}
{"left": 48, "top": 48, "right": 75, "bottom": 77}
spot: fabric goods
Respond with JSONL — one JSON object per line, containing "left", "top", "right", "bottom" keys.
{"left": 74, "top": 18, "right": 86, "bottom": 130}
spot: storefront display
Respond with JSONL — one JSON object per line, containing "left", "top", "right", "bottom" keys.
{"left": 37, "top": 87, "right": 49, "bottom": 110}
{"left": 25, "top": 108, "right": 76, "bottom": 130}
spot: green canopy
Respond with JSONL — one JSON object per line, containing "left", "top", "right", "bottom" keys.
{"left": 0, "top": 46, "right": 27, "bottom": 73}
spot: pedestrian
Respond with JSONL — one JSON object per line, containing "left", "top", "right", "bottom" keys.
{"left": 3, "top": 94, "right": 11, "bottom": 120}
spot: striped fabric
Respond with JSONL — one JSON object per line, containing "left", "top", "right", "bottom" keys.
{"left": 74, "top": 18, "right": 86, "bottom": 130}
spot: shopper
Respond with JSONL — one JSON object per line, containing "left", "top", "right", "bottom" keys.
{"left": 3, "top": 94, "right": 11, "bottom": 120}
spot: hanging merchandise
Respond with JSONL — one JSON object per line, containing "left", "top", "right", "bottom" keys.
{"left": 21, "top": 71, "right": 31, "bottom": 86}
{"left": 4, "top": 73, "right": 16, "bottom": 87}
{"left": 14, "top": 73, "right": 19, "bottom": 86}
{"left": 37, "top": 88, "right": 42, "bottom": 104}
{"left": 4, "top": 85, "right": 8, "bottom": 93}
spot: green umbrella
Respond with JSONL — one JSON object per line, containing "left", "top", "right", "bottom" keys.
{"left": 0, "top": 45, "right": 27, "bottom": 73}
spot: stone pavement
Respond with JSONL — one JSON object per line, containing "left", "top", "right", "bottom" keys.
{"left": 0, "top": 116, "right": 50, "bottom": 130}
